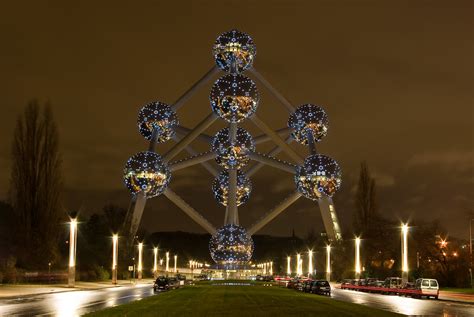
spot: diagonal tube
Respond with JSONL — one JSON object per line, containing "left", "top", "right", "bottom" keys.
{"left": 254, "top": 127, "right": 291, "bottom": 144}
{"left": 164, "top": 188, "right": 217, "bottom": 235}
{"left": 169, "top": 151, "right": 217, "bottom": 172}
{"left": 248, "top": 152, "right": 296, "bottom": 174}
{"left": 248, "top": 191, "right": 302, "bottom": 235}
{"left": 246, "top": 136, "right": 293, "bottom": 177}
{"left": 249, "top": 68, "right": 295, "bottom": 113}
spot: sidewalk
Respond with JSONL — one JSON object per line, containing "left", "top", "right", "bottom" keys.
{"left": 439, "top": 290, "right": 474, "bottom": 304}
{"left": 0, "top": 279, "right": 154, "bottom": 299}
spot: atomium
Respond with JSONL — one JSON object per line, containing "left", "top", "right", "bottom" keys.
{"left": 212, "top": 170, "right": 252, "bottom": 207}
{"left": 137, "top": 101, "right": 178, "bottom": 142}
{"left": 210, "top": 74, "right": 259, "bottom": 123}
{"left": 211, "top": 127, "right": 255, "bottom": 170}
{"left": 288, "top": 104, "right": 328, "bottom": 145}
{"left": 123, "top": 151, "right": 171, "bottom": 198}
{"left": 295, "top": 154, "right": 342, "bottom": 200}
{"left": 213, "top": 29, "right": 256, "bottom": 73}
{"left": 209, "top": 224, "right": 254, "bottom": 267}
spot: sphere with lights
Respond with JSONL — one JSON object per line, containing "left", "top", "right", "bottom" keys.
{"left": 295, "top": 154, "right": 341, "bottom": 200}
{"left": 210, "top": 74, "right": 259, "bottom": 123}
{"left": 213, "top": 29, "right": 256, "bottom": 73}
{"left": 123, "top": 151, "right": 171, "bottom": 198}
{"left": 137, "top": 101, "right": 178, "bottom": 142}
{"left": 211, "top": 127, "right": 255, "bottom": 169}
{"left": 209, "top": 224, "right": 254, "bottom": 267}
{"left": 288, "top": 104, "right": 329, "bottom": 145}
{"left": 212, "top": 170, "right": 252, "bottom": 207}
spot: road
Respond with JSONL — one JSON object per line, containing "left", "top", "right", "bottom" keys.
{"left": 0, "top": 283, "right": 157, "bottom": 316}
{"left": 331, "top": 287, "right": 474, "bottom": 316}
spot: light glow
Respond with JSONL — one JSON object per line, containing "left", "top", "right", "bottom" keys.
{"left": 355, "top": 237, "right": 361, "bottom": 274}
{"left": 174, "top": 255, "right": 178, "bottom": 273}
{"left": 153, "top": 247, "right": 158, "bottom": 272}
{"left": 166, "top": 252, "right": 170, "bottom": 272}
{"left": 402, "top": 224, "right": 409, "bottom": 272}
{"left": 287, "top": 256, "right": 291, "bottom": 275}
{"left": 69, "top": 219, "right": 77, "bottom": 268}
{"left": 296, "top": 253, "right": 302, "bottom": 276}
{"left": 326, "top": 245, "right": 331, "bottom": 274}
{"left": 112, "top": 235, "right": 118, "bottom": 270}
{"left": 308, "top": 250, "right": 313, "bottom": 275}
{"left": 138, "top": 242, "right": 143, "bottom": 272}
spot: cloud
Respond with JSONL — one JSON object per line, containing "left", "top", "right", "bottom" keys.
{"left": 408, "top": 150, "right": 473, "bottom": 171}
{"left": 372, "top": 171, "right": 396, "bottom": 187}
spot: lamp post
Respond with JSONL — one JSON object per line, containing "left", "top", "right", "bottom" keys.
{"left": 112, "top": 234, "right": 118, "bottom": 285}
{"left": 308, "top": 250, "right": 313, "bottom": 277}
{"left": 296, "top": 253, "right": 302, "bottom": 276}
{"left": 174, "top": 255, "right": 178, "bottom": 273}
{"left": 165, "top": 252, "right": 170, "bottom": 273}
{"left": 287, "top": 256, "right": 291, "bottom": 276}
{"left": 355, "top": 237, "right": 361, "bottom": 279}
{"left": 68, "top": 218, "right": 77, "bottom": 287}
{"left": 153, "top": 247, "right": 158, "bottom": 278}
{"left": 326, "top": 245, "right": 331, "bottom": 282}
{"left": 137, "top": 242, "right": 143, "bottom": 280}
{"left": 401, "top": 224, "right": 409, "bottom": 283}
{"left": 269, "top": 262, "right": 273, "bottom": 276}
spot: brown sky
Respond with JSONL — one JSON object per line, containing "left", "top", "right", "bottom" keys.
{"left": 0, "top": 0, "right": 472, "bottom": 239}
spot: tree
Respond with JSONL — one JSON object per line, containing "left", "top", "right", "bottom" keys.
{"left": 103, "top": 204, "right": 127, "bottom": 234}
{"left": 354, "top": 162, "right": 377, "bottom": 235}
{"left": 9, "top": 100, "right": 63, "bottom": 269}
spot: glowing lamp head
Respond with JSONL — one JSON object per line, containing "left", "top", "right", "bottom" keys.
{"left": 137, "top": 101, "right": 178, "bottom": 142}
{"left": 295, "top": 154, "right": 342, "bottom": 200}
{"left": 213, "top": 29, "right": 256, "bottom": 73}
{"left": 123, "top": 151, "right": 171, "bottom": 198}
{"left": 288, "top": 104, "right": 329, "bottom": 145}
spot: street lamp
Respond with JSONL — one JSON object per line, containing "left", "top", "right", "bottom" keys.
{"left": 296, "top": 253, "right": 302, "bottom": 276}
{"left": 287, "top": 256, "right": 291, "bottom": 276}
{"left": 269, "top": 262, "right": 273, "bottom": 276}
{"left": 165, "top": 252, "right": 170, "bottom": 273}
{"left": 401, "top": 223, "right": 409, "bottom": 283}
{"left": 68, "top": 218, "right": 77, "bottom": 287}
{"left": 112, "top": 234, "right": 118, "bottom": 285}
{"left": 355, "top": 237, "right": 361, "bottom": 279}
{"left": 137, "top": 242, "right": 143, "bottom": 280}
{"left": 174, "top": 255, "right": 178, "bottom": 273}
{"left": 326, "top": 245, "right": 331, "bottom": 282}
{"left": 153, "top": 247, "right": 158, "bottom": 278}
{"left": 308, "top": 250, "right": 313, "bottom": 277}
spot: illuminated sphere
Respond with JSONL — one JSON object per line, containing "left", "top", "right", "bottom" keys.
{"left": 209, "top": 224, "right": 254, "bottom": 267}
{"left": 211, "top": 127, "right": 255, "bottom": 169}
{"left": 137, "top": 101, "right": 178, "bottom": 142}
{"left": 288, "top": 104, "right": 328, "bottom": 145}
{"left": 213, "top": 29, "right": 256, "bottom": 73}
{"left": 123, "top": 151, "right": 171, "bottom": 198}
{"left": 295, "top": 154, "right": 341, "bottom": 200}
{"left": 212, "top": 170, "right": 252, "bottom": 207}
{"left": 210, "top": 74, "right": 259, "bottom": 123}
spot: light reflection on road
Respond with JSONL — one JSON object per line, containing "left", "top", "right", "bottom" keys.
{"left": 0, "top": 283, "right": 155, "bottom": 316}
{"left": 331, "top": 288, "right": 473, "bottom": 317}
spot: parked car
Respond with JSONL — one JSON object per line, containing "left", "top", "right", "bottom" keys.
{"left": 384, "top": 277, "right": 403, "bottom": 289}
{"left": 415, "top": 278, "right": 439, "bottom": 299}
{"left": 287, "top": 279, "right": 298, "bottom": 289}
{"left": 153, "top": 276, "right": 169, "bottom": 291}
{"left": 311, "top": 280, "right": 331, "bottom": 295}
{"left": 168, "top": 277, "right": 180, "bottom": 289}
{"left": 256, "top": 275, "right": 265, "bottom": 281}
{"left": 303, "top": 280, "right": 313, "bottom": 293}
{"left": 176, "top": 274, "right": 187, "bottom": 281}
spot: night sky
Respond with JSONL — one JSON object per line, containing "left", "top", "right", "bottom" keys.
{"left": 0, "top": 1, "right": 472, "bottom": 239}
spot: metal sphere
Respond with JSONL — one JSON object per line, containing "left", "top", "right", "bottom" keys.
{"left": 137, "top": 101, "right": 178, "bottom": 142}
{"left": 211, "top": 127, "right": 255, "bottom": 169}
{"left": 210, "top": 74, "right": 259, "bottom": 123}
{"left": 123, "top": 151, "right": 171, "bottom": 198}
{"left": 288, "top": 104, "right": 328, "bottom": 145}
{"left": 209, "top": 224, "right": 254, "bottom": 267}
{"left": 295, "top": 154, "right": 341, "bottom": 200}
{"left": 213, "top": 29, "right": 256, "bottom": 73}
{"left": 212, "top": 170, "right": 252, "bottom": 207}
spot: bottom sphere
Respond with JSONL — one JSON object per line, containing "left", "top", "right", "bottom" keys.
{"left": 209, "top": 224, "right": 253, "bottom": 268}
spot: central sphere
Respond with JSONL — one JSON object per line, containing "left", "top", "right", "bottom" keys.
{"left": 288, "top": 104, "right": 329, "bottom": 145}
{"left": 123, "top": 151, "right": 171, "bottom": 198}
{"left": 295, "top": 154, "right": 342, "bottom": 200}
{"left": 213, "top": 29, "right": 256, "bottom": 73}
{"left": 212, "top": 170, "right": 252, "bottom": 207}
{"left": 211, "top": 127, "right": 255, "bottom": 169}
{"left": 137, "top": 101, "right": 178, "bottom": 142}
{"left": 209, "top": 224, "right": 254, "bottom": 268}
{"left": 210, "top": 74, "right": 259, "bottom": 123}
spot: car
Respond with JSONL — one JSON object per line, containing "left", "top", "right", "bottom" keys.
{"left": 176, "top": 274, "right": 187, "bottom": 281}
{"left": 153, "top": 276, "right": 169, "bottom": 291}
{"left": 311, "top": 280, "right": 331, "bottom": 295}
{"left": 384, "top": 277, "right": 403, "bottom": 289}
{"left": 415, "top": 278, "right": 439, "bottom": 299}
{"left": 287, "top": 279, "right": 298, "bottom": 289}
{"left": 302, "top": 280, "right": 313, "bottom": 293}
{"left": 168, "top": 277, "right": 180, "bottom": 289}
{"left": 256, "top": 275, "right": 265, "bottom": 281}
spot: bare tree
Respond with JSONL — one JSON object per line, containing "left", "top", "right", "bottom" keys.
{"left": 9, "top": 101, "right": 63, "bottom": 269}
{"left": 354, "top": 161, "right": 377, "bottom": 235}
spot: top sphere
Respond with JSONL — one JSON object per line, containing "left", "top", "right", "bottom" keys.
{"left": 210, "top": 74, "right": 259, "bottom": 123}
{"left": 123, "top": 151, "right": 171, "bottom": 198}
{"left": 295, "top": 154, "right": 341, "bottom": 200}
{"left": 137, "top": 101, "right": 179, "bottom": 142}
{"left": 288, "top": 104, "right": 328, "bottom": 145}
{"left": 213, "top": 29, "right": 256, "bottom": 73}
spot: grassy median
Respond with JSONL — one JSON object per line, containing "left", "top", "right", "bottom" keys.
{"left": 86, "top": 282, "right": 401, "bottom": 317}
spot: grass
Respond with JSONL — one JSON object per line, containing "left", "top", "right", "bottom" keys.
{"left": 441, "top": 287, "right": 474, "bottom": 295}
{"left": 86, "top": 281, "right": 401, "bottom": 317}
